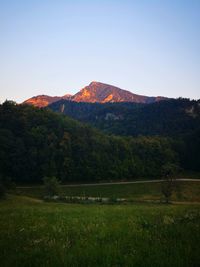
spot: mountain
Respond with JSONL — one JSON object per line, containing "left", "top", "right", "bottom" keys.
{"left": 23, "top": 94, "right": 72, "bottom": 108}
{"left": 23, "top": 82, "right": 167, "bottom": 107}
{"left": 72, "top": 81, "right": 166, "bottom": 103}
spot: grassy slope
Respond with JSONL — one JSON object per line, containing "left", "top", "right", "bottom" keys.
{"left": 0, "top": 195, "right": 199, "bottom": 267}
{"left": 15, "top": 181, "right": 200, "bottom": 202}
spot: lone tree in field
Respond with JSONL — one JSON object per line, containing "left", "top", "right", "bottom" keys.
{"left": 161, "top": 163, "right": 179, "bottom": 203}
{"left": 43, "top": 176, "right": 60, "bottom": 197}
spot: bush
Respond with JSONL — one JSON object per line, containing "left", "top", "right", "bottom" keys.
{"left": 43, "top": 176, "right": 60, "bottom": 197}
{"left": 161, "top": 163, "right": 179, "bottom": 203}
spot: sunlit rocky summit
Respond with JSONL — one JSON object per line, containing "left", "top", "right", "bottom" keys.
{"left": 23, "top": 81, "right": 167, "bottom": 107}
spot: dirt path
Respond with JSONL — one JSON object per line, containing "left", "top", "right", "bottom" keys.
{"left": 17, "top": 178, "right": 200, "bottom": 189}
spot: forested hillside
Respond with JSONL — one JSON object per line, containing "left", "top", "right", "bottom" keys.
{"left": 49, "top": 98, "right": 200, "bottom": 137}
{"left": 0, "top": 101, "right": 199, "bottom": 185}
{"left": 48, "top": 98, "right": 200, "bottom": 173}
{"left": 0, "top": 101, "right": 179, "bottom": 184}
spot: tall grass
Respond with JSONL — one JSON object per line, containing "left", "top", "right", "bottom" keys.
{"left": 0, "top": 195, "right": 199, "bottom": 267}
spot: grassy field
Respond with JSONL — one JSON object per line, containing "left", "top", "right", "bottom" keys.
{"left": 15, "top": 181, "right": 200, "bottom": 202}
{"left": 1, "top": 181, "right": 200, "bottom": 266}
{"left": 0, "top": 195, "right": 199, "bottom": 267}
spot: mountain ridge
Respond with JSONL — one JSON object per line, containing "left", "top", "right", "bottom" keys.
{"left": 23, "top": 81, "right": 168, "bottom": 107}
{"left": 23, "top": 94, "right": 72, "bottom": 108}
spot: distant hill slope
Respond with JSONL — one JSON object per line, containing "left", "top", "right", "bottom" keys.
{"left": 23, "top": 81, "right": 167, "bottom": 107}
{"left": 23, "top": 94, "right": 72, "bottom": 108}
{"left": 48, "top": 98, "right": 200, "bottom": 137}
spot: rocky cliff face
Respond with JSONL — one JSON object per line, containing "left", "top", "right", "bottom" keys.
{"left": 23, "top": 81, "right": 167, "bottom": 107}
{"left": 72, "top": 81, "right": 166, "bottom": 103}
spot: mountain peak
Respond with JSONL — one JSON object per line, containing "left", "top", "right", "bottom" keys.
{"left": 23, "top": 82, "right": 168, "bottom": 107}
{"left": 89, "top": 81, "right": 99, "bottom": 86}
{"left": 72, "top": 82, "right": 164, "bottom": 103}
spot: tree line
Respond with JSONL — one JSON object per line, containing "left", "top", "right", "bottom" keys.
{"left": 49, "top": 98, "right": 200, "bottom": 172}
{"left": 0, "top": 101, "right": 179, "bottom": 186}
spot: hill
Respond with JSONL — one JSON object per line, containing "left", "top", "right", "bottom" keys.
{"left": 23, "top": 94, "right": 72, "bottom": 108}
{"left": 1, "top": 100, "right": 200, "bottom": 185}
{"left": 48, "top": 98, "right": 200, "bottom": 172}
{"left": 23, "top": 81, "right": 167, "bottom": 107}
{"left": 48, "top": 98, "right": 200, "bottom": 137}
{"left": 0, "top": 101, "right": 178, "bottom": 184}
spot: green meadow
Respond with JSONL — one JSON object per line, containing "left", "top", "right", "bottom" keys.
{"left": 0, "top": 181, "right": 199, "bottom": 267}
{"left": 0, "top": 194, "right": 199, "bottom": 267}
{"left": 15, "top": 181, "right": 200, "bottom": 202}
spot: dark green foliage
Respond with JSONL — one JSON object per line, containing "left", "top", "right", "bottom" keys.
{"left": 161, "top": 163, "right": 179, "bottom": 203}
{"left": 0, "top": 183, "right": 6, "bottom": 199}
{"left": 0, "top": 173, "right": 15, "bottom": 199}
{"left": 181, "top": 128, "right": 200, "bottom": 171}
{"left": 43, "top": 176, "right": 60, "bottom": 196}
{"left": 0, "top": 101, "right": 177, "bottom": 184}
{"left": 49, "top": 98, "right": 200, "bottom": 172}
{"left": 49, "top": 98, "right": 200, "bottom": 137}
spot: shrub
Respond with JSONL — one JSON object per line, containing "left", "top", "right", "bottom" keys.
{"left": 43, "top": 176, "right": 60, "bottom": 197}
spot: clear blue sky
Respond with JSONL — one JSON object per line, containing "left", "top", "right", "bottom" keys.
{"left": 0, "top": 0, "right": 200, "bottom": 103}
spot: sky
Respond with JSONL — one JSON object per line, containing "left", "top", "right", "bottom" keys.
{"left": 0, "top": 0, "right": 200, "bottom": 103}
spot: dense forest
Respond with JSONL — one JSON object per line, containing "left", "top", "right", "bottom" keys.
{"left": 0, "top": 100, "right": 199, "bottom": 185}
{"left": 48, "top": 98, "right": 200, "bottom": 137}
{"left": 0, "top": 101, "right": 179, "bottom": 184}
{"left": 48, "top": 98, "right": 200, "bottom": 174}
